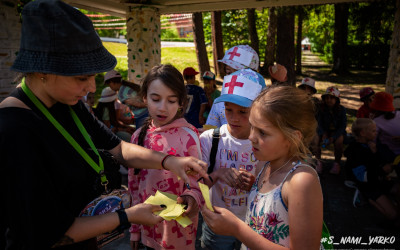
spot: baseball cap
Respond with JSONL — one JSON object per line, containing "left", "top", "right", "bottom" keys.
{"left": 214, "top": 69, "right": 266, "bottom": 108}
{"left": 203, "top": 71, "right": 215, "bottom": 80}
{"left": 183, "top": 67, "right": 199, "bottom": 76}
{"left": 218, "top": 45, "right": 259, "bottom": 71}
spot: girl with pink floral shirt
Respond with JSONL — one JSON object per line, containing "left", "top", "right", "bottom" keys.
{"left": 128, "top": 64, "right": 204, "bottom": 250}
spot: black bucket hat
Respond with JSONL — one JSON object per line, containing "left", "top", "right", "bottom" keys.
{"left": 11, "top": 0, "right": 116, "bottom": 76}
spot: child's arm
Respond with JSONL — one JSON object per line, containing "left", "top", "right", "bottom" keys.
{"left": 284, "top": 167, "right": 323, "bottom": 250}
{"left": 202, "top": 166, "right": 323, "bottom": 250}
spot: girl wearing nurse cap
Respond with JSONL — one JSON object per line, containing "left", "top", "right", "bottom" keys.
{"left": 199, "top": 69, "right": 266, "bottom": 249}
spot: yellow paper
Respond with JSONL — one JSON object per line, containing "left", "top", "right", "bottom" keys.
{"left": 203, "top": 124, "right": 217, "bottom": 130}
{"left": 144, "top": 190, "right": 193, "bottom": 226}
{"left": 176, "top": 215, "right": 193, "bottom": 228}
{"left": 198, "top": 182, "right": 214, "bottom": 211}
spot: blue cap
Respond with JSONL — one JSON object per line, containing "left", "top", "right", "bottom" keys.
{"left": 214, "top": 69, "right": 266, "bottom": 108}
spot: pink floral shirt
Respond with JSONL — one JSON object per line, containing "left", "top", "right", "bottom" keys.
{"left": 128, "top": 118, "right": 204, "bottom": 250}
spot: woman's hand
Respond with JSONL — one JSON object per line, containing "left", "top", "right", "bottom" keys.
{"left": 177, "top": 195, "right": 199, "bottom": 220}
{"left": 163, "top": 156, "right": 209, "bottom": 185}
{"left": 126, "top": 203, "right": 164, "bottom": 226}
{"left": 201, "top": 206, "right": 241, "bottom": 236}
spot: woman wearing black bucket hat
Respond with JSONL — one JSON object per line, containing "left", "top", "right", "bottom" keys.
{"left": 0, "top": 0, "right": 208, "bottom": 249}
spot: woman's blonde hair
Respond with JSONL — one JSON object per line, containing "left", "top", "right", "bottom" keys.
{"left": 252, "top": 85, "right": 317, "bottom": 160}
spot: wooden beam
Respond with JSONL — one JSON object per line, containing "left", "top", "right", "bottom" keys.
{"left": 126, "top": 0, "right": 372, "bottom": 14}
{"left": 66, "top": 0, "right": 126, "bottom": 17}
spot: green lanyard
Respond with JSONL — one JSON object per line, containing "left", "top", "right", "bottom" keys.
{"left": 21, "top": 81, "right": 108, "bottom": 191}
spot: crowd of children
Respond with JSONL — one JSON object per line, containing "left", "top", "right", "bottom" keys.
{"left": 77, "top": 51, "right": 400, "bottom": 249}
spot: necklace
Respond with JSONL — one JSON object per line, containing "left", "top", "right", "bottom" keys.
{"left": 259, "top": 157, "right": 293, "bottom": 190}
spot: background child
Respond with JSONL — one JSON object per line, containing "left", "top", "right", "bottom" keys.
{"left": 206, "top": 45, "right": 262, "bottom": 128}
{"left": 183, "top": 67, "right": 208, "bottom": 128}
{"left": 202, "top": 85, "right": 323, "bottom": 249}
{"left": 356, "top": 87, "right": 375, "bottom": 118}
{"left": 370, "top": 92, "right": 400, "bottom": 164}
{"left": 202, "top": 71, "right": 220, "bottom": 121}
{"left": 268, "top": 63, "right": 288, "bottom": 85}
{"left": 314, "top": 86, "right": 347, "bottom": 174}
{"left": 95, "top": 87, "right": 135, "bottom": 142}
{"left": 344, "top": 118, "right": 399, "bottom": 226}
{"left": 104, "top": 69, "right": 149, "bottom": 129}
{"left": 298, "top": 77, "right": 320, "bottom": 115}
{"left": 128, "top": 64, "right": 204, "bottom": 250}
{"left": 200, "top": 69, "right": 266, "bottom": 249}
{"left": 83, "top": 92, "right": 95, "bottom": 114}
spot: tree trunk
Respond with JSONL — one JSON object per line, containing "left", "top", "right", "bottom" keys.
{"left": 386, "top": 0, "right": 400, "bottom": 109}
{"left": 247, "top": 8, "right": 259, "bottom": 61}
{"left": 295, "top": 9, "right": 303, "bottom": 75}
{"left": 276, "top": 7, "right": 295, "bottom": 85}
{"left": 261, "top": 7, "right": 277, "bottom": 75}
{"left": 192, "top": 12, "right": 210, "bottom": 76}
{"left": 332, "top": 3, "right": 349, "bottom": 75}
{"left": 211, "top": 11, "right": 224, "bottom": 77}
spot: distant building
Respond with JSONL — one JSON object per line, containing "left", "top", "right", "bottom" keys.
{"left": 162, "top": 14, "right": 193, "bottom": 38}
{"left": 301, "top": 37, "right": 311, "bottom": 50}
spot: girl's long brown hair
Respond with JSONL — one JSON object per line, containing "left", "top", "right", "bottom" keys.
{"left": 137, "top": 64, "right": 187, "bottom": 147}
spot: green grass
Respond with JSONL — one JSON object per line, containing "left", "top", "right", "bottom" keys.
{"left": 102, "top": 41, "right": 213, "bottom": 84}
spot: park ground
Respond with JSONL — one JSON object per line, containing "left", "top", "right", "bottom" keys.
{"left": 103, "top": 49, "right": 399, "bottom": 249}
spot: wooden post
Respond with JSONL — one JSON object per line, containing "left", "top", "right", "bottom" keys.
{"left": 211, "top": 11, "right": 224, "bottom": 77}
{"left": 126, "top": 6, "right": 161, "bottom": 84}
{"left": 386, "top": 0, "right": 400, "bottom": 108}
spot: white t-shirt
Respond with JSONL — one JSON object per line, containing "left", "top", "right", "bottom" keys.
{"left": 200, "top": 124, "right": 258, "bottom": 220}
{"left": 205, "top": 102, "right": 227, "bottom": 127}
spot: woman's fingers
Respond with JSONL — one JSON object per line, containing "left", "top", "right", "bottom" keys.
{"left": 165, "top": 156, "right": 209, "bottom": 185}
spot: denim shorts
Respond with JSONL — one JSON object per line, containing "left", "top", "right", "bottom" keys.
{"left": 200, "top": 221, "right": 241, "bottom": 250}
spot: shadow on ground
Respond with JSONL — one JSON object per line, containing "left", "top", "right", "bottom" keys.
{"left": 318, "top": 157, "right": 399, "bottom": 249}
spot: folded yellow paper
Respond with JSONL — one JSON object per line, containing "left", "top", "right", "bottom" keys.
{"left": 144, "top": 190, "right": 192, "bottom": 227}
{"left": 198, "top": 182, "right": 214, "bottom": 211}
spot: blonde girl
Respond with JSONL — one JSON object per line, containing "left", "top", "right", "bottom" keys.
{"left": 202, "top": 85, "right": 323, "bottom": 249}
{"left": 128, "top": 64, "right": 204, "bottom": 250}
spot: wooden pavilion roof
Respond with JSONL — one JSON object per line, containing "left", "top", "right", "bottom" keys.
{"left": 64, "top": 0, "right": 370, "bottom": 17}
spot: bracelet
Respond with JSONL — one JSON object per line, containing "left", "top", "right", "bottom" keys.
{"left": 115, "top": 208, "right": 131, "bottom": 232}
{"left": 161, "top": 154, "right": 174, "bottom": 170}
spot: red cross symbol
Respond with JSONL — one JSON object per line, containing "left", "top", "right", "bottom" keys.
{"left": 228, "top": 47, "right": 241, "bottom": 60}
{"left": 224, "top": 75, "right": 244, "bottom": 94}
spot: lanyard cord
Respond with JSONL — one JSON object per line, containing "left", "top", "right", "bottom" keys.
{"left": 21, "top": 81, "right": 108, "bottom": 188}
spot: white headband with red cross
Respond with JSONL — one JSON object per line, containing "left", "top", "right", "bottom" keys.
{"left": 222, "top": 75, "right": 262, "bottom": 100}
{"left": 227, "top": 47, "right": 254, "bottom": 68}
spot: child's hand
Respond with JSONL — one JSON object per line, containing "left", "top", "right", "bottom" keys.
{"left": 126, "top": 203, "right": 164, "bottom": 226}
{"left": 238, "top": 171, "right": 256, "bottom": 191}
{"left": 216, "top": 168, "right": 242, "bottom": 189}
{"left": 177, "top": 195, "right": 199, "bottom": 220}
{"left": 201, "top": 206, "right": 241, "bottom": 236}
